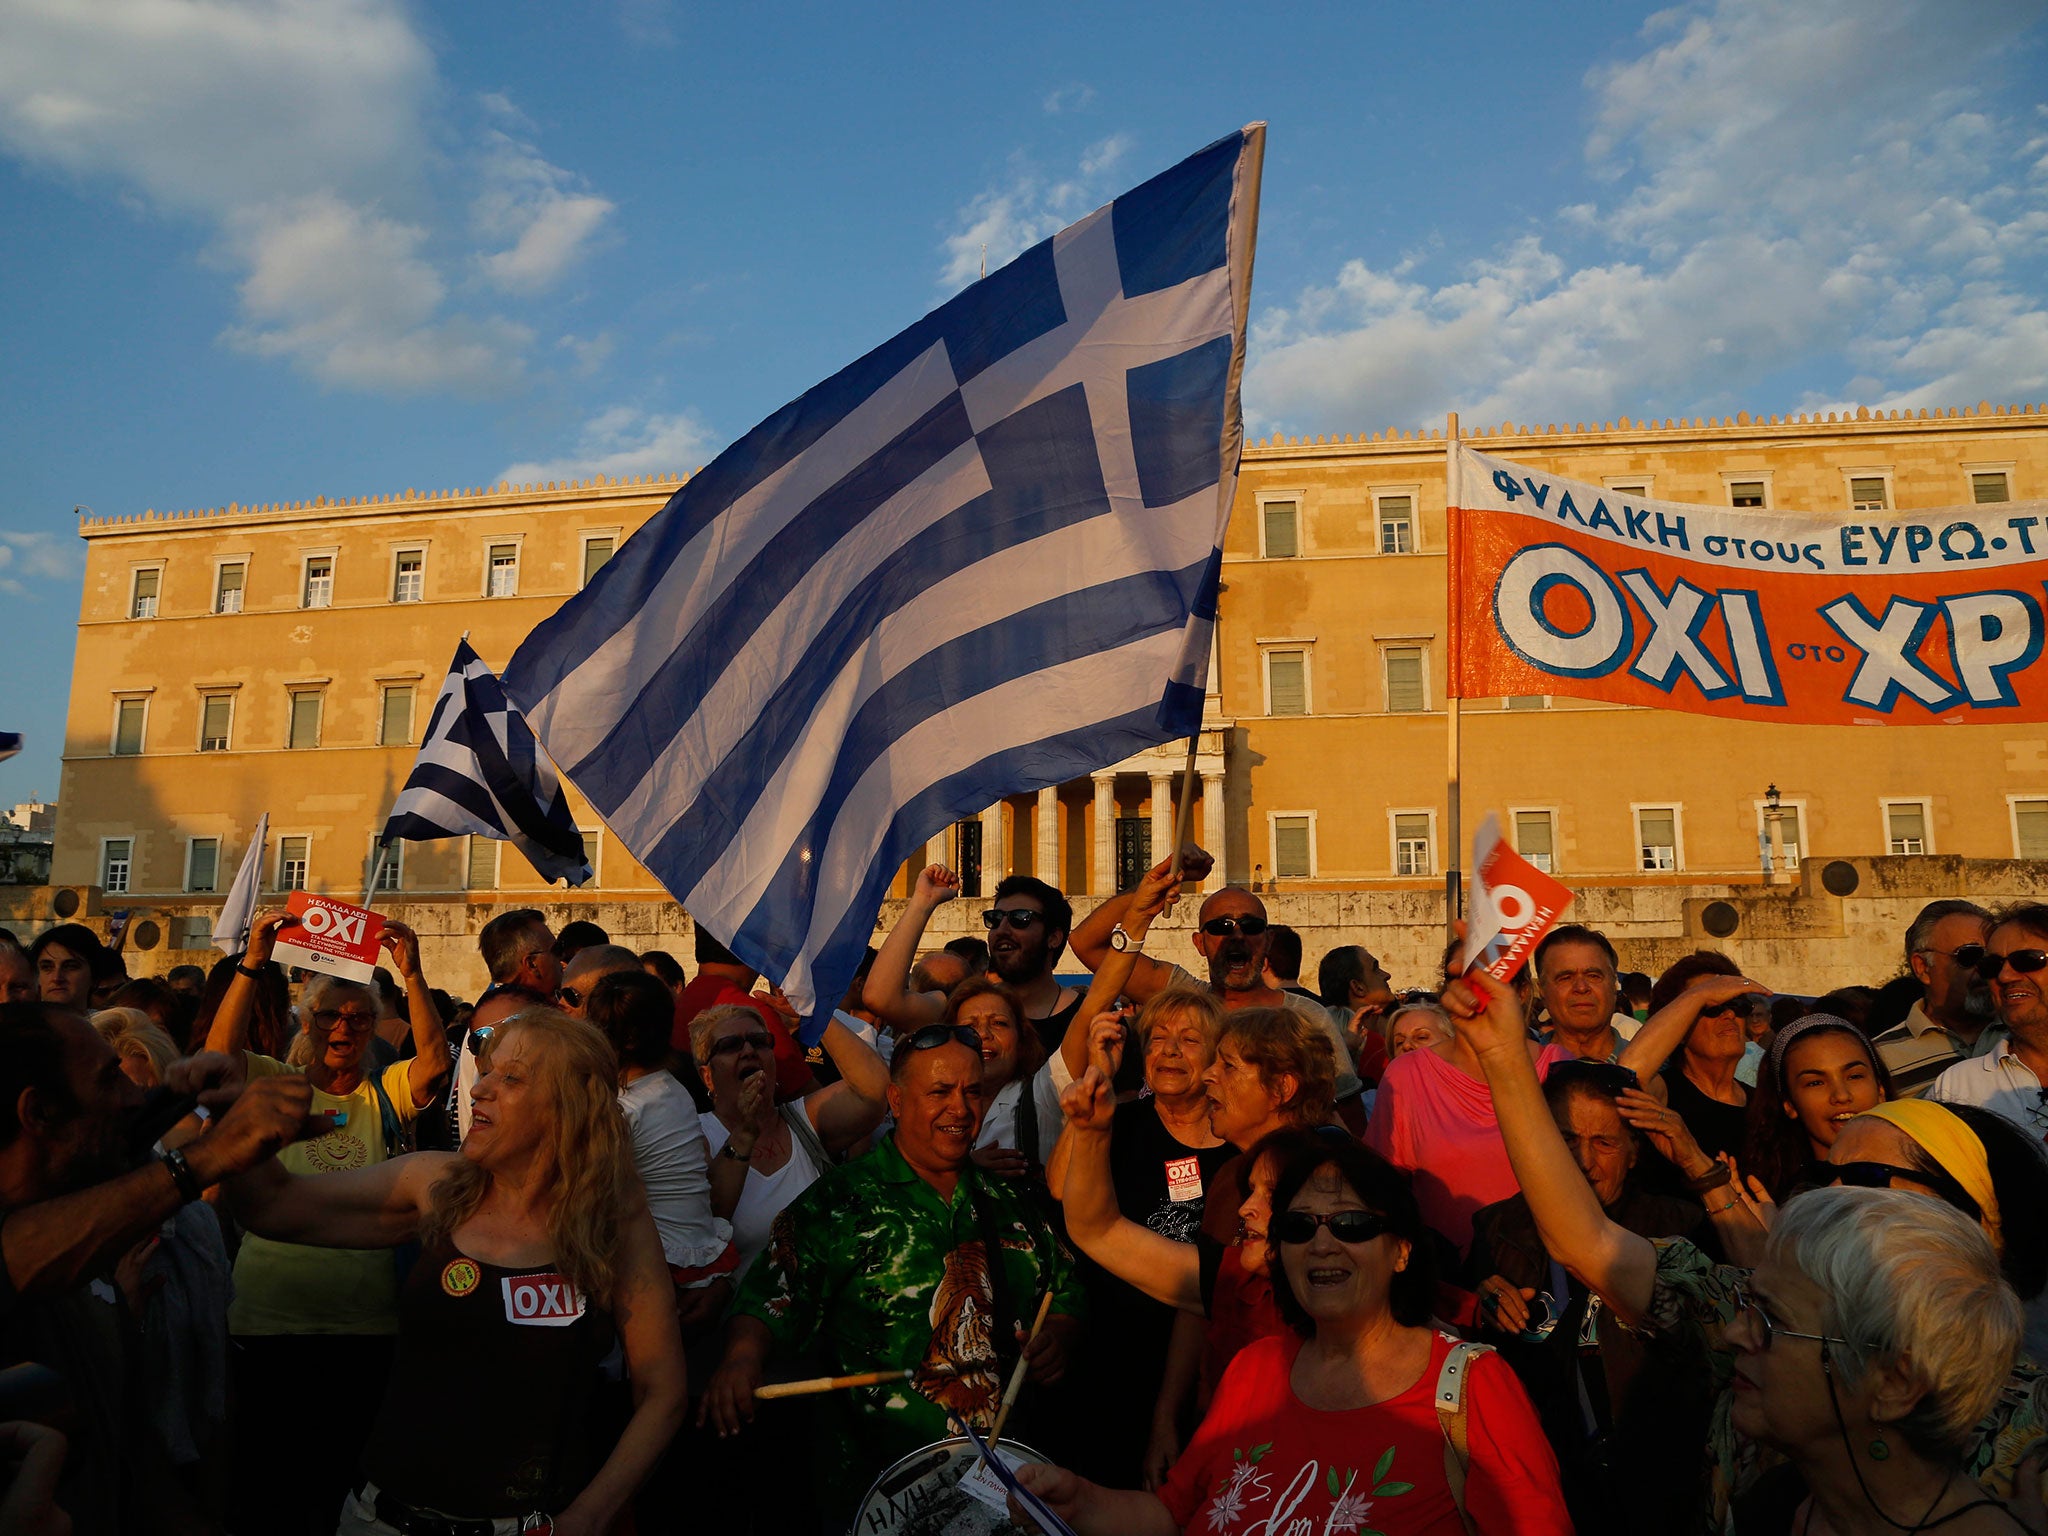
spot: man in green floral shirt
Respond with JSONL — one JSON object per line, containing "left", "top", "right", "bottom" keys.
{"left": 704, "top": 1026, "right": 1087, "bottom": 1525}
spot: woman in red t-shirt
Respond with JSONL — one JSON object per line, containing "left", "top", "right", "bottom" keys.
{"left": 1015, "top": 1138, "right": 1571, "bottom": 1534}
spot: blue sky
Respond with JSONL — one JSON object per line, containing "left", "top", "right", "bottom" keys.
{"left": 2, "top": 0, "right": 2045, "bottom": 801}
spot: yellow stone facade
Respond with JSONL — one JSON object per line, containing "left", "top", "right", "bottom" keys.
{"left": 48, "top": 402, "right": 2048, "bottom": 961}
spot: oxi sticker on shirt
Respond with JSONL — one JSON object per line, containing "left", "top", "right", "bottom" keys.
{"left": 1165, "top": 1155, "right": 1204, "bottom": 1203}
{"left": 501, "top": 1274, "right": 586, "bottom": 1327}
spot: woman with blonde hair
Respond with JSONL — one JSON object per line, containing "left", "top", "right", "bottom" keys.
{"left": 227, "top": 1009, "right": 686, "bottom": 1536}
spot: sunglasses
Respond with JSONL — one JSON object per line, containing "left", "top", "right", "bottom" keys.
{"left": 981, "top": 908, "right": 1046, "bottom": 931}
{"left": 1974, "top": 948, "right": 2048, "bottom": 981}
{"left": 465, "top": 1025, "right": 496, "bottom": 1057}
{"left": 889, "top": 1023, "right": 985, "bottom": 1069}
{"left": 556, "top": 986, "right": 584, "bottom": 1010}
{"left": 1200, "top": 915, "right": 1269, "bottom": 938}
{"left": 313, "top": 1009, "right": 377, "bottom": 1032}
{"left": 1921, "top": 943, "right": 1987, "bottom": 971}
{"left": 1809, "top": 1158, "right": 1982, "bottom": 1223}
{"left": 1700, "top": 995, "right": 1770, "bottom": 1020}
{"left": 1731, "top": 1280, "right": 1845, "bottom": 1351}
{"left": 1272, "top": 1209, "right": 1393, "bottom": 1245}
{"left": 705, "top": 1030, "right": 777, "bottom": 1060}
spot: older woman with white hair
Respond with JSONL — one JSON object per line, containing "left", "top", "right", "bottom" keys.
{"left": 207, "top": 909, "right": 450, "bottom": 1536}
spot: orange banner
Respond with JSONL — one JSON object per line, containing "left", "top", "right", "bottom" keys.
{"left": 1451, "top": 445, "right": 2048, "bottom": 725}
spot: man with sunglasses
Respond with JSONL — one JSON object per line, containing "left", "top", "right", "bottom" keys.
{"left": 1872, "top": 899, "right": 1999, "bottom": 1096}
{"left": 1069, "top": 852, "right": 1364, "bottom": 1110}
{"left": 863, "top": 867, "right": 1087, "bottom": 1055}
{"left": 1930, "top": 902, "right": 2048, "bottom": 1137}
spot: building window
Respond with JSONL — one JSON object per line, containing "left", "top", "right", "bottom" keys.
{"left": 288, "top": 691, "right": 322, "bottom": 750}
{"left": 112, "top": 698, "right": 147, "bottom": 756}
{"left": 1636, "top": 806, "right": 1679, "bottom": 871}
{"left": 367, "top": 838, "right": 402, "bottom": 892}
{"left": 1758, "top": 802, "right": 1805, "bottom": 870}
{"left": 1260, "top": 499, "right": 1299, "bottom": 559}
{"left": 102, "top": 838, "right": 133, "bottom": 895}
{"left": 1504, "top": 695, "right": 1548, "bottom": 711}
{"left": 1973, "top": 472, "right": 2012, "bottom": 505}
{"left": 276, "top": 836, "right": 310, "bottom": 891}
{"left": 1392, "top": 811, "right": 1434, "bottom": 876}
{"left": 1513, "top": 810, "right": 1556, "bottom": 873}
{"left": 1383, "top": 645, "right": 1426, "bottom": 712}
{"left": 1728, "top": 481, "right": 1766, "bottom": 508}
{"left": 487, "top": 543, "right": 520, "bottom": 597}
{"left": 1264, "top": 649, "right": 1309, "bottom": 716}
{"left": 199, "top": 694, "right": 233, "bottom": 752}
{"left": 379, "top": 685, "right": 414, "bottom": 747}
{"left": 215, "top": 562, "right": 245, "bottom": 614}
{"left": 581, "top": 829, "right": 603, "bottom": 886}
{"left": 581, "top": 535, "right": 616, "bottom": 588}
{"left": 1271, "top": 814, "right": 1313, "bottom": 879}
{"left": 2014, "top": 799, "right": 2048, "bottom": 860}
{"left": 186, "top": 838, "right": 220, "bottom": 894}
{"left": 302, "top": 555, "right": 334, "bottom": 609}
{"left": 393, "top": 549, "right": 425, "bottom": 603}
{"left": 1885, "top": 800, "right": 1929, "bottom": 856}
{"left": 130, "top": 568, "right": 160, "bottom": 620}
{"left": 1606, "top": 481, "right": 1648, "bottom": 497}
{"left": 1850, "top": 476, "right": 1890, "bottom": 512}
{"left": 1377, "top": 495, "right": 1414, "bottom": 554}
{"left": 466, "top": 836, "right": 500, "bottom": 890}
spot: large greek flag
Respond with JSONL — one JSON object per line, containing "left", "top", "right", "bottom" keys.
{"left": 383, "top": 639, "right": 592, "bottom": 886}
{"left": 505, "top": 126, "right": 1264, "bottom": 1011}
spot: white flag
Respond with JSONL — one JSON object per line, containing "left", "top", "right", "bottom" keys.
{"left": 211, "top": 812, "right": 268, "bottom": 954}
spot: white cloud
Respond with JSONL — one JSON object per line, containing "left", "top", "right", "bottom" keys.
{"left": 0, "top": 531, "right": 79, "bottom": 597}
{"left": 0, "top": 0, "right": 615, "bottom": 395}
{"left": 498, "top": 406, "right": 720, "bottom": 484}
{"left": 1247, "top": 0, "right": 2048, "bottom": 434}
{"left": 1042, "top": 83, "right": 1096, "bottom": 115}
{"left": 939, "top": 134, "right": 1135, "bottom": 290}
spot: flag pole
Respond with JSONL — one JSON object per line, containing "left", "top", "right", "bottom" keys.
{"left": 363, "top": 837, "right": 390, "bottom": 909}
{"left": 1444, "top": 412, "right": 1464, "bottom": 940}
{"left": 1168, "top": 733, "right": 1201, "bottom": 886}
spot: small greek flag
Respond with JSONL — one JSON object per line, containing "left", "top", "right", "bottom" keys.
{"left": 383, "top": 640, "right": 591, "bottom": 886}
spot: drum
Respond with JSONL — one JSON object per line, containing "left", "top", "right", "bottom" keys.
{"left": 851, "top": 1435, "right": 1050, "bottom": 1536}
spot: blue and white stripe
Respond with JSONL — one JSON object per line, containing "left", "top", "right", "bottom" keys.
{"left": 505, "top": 127, "right": 1263, "bottom": 1011}
{"left": 383, "top": 639, "right": 592, "bottom": 887}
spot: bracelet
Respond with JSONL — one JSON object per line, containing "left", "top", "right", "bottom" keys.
{"left": 158, "top": 1146, "right": 204, "bottom": 1204}
{"left": 235, "top": 963, "right": 263, "bottom": 979}
{"left": 1686, "top": 1163, "right": 1732, "bottom": 1194}
{"left": 1704, "top": 1195, "right": 1740, "bottom": 1217}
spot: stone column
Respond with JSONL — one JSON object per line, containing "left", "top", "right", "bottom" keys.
{"left": 1201, "top": 771, "right": 1226, "bottom": 892}
{"left": 1036, "top": 786, "right": 1059, "bottom": 884}
{"left": 925, "top": 829, "right": 950, "bottom": 874}
{"left": 980, "top": 802, "right": 1008, "bottom": 886}
{"left": 1091, "top": 773, "right": 1116, "bottom": 894}
{"left": 1150, "top": 770, "right": 1175, "bottom": 869}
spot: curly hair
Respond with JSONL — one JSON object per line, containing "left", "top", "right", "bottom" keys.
{"left": 1221, "top": 1006, "right": 1336, "bottom": 1128}
{"left": 422, "top": 1010, "right": 636, "bottom": 1304}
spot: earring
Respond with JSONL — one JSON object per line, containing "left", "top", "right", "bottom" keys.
{"left": 1868, "top": 1432, "right": 1890, "bottom": 1462}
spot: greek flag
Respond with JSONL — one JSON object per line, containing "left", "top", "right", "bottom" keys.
{"left": 383, "top": 639, "right": 591, "bottom": 886}
{"left": 505, "top": 126, "right": 1264, "bottom": 1010}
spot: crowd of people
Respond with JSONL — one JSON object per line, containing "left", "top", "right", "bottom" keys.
{"left": 3, "top": 860, "right": 2048, "bottom": 1535}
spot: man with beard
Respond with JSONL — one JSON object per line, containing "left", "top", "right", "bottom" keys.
{"left": 1874, "top": 899, "right": 2000, "bottom": 1095}
{"left": 864, "top": 868, "right": 1087, "bottom": 1057}
{"left": 1069, "top": 853, "right": 1363, "bottom": 1111}
{"left": 0, "top": 1002, "right": 314, "bottom": 1534}
{"left": 702, "top": 1027, "right": 1084, "bottom": 1526}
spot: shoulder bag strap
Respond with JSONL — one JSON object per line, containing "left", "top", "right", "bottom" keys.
{"left": 780, "top": 1098, "right": 833, "bottom": 1173}
{"left": 965, "top": 1176, "right": 1023, "bottom": 1376}
{"left": 1434, "top": 1339, "right": 1490, "bottom": 1536}
{"left": 368, "top": 1068, "right": 411, "bottom": 1156}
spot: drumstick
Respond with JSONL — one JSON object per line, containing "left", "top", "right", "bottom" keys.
{"left": 991, "top": 1292, "right": 1054, "bottom": 1443}
{"left": 756, "top": 1364, "right": 961, "bottom": 1400}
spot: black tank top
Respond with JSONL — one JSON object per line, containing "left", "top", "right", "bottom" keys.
{"left": 359, "top": 1234, "right": 616, "bottom": 1517}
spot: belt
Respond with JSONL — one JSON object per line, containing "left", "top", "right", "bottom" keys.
{"left": 355, "top": 1479, "right": 551, "bottom": 1536}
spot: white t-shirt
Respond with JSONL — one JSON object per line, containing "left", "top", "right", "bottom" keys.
{"left": 618, "top": 1071, "right": 731, "bottom": 1275}
{"left": 703, "top": 1104, "right": 827, "bottom": 1280}
{"left": 974, "top": 1066, "right": 1066, "bottom": 1160}
{"left": 1928, "top": 1040, "right": 2048, "bottom": 1139}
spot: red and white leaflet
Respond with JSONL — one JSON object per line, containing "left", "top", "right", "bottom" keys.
{"left": 272, "top": 891, "right": 385, "bottom": 983}
{"left": 1458, "top": 813, "right": 1573, "bottom": 984}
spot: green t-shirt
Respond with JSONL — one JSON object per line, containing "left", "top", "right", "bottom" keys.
{"left": 729, "top": 1133, "right": 1087, "bottom": 1521}
{"left": 228, "top": 1053, "right": 420, "bottom": 1337}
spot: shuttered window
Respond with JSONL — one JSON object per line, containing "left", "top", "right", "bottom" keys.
{"left": 1273, "top": 816, "right": 1311, "bottom": 878}
{"left": 1266, "top": 651, "right": 1307, "bottom": 715}
{"left": 1384, "top": 647, "right": 1425, "bottom": 712}
{"left": 1262, "top": 501, "right": 1298, "bottom": 558}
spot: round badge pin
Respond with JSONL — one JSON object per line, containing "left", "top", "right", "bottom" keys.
{"left": 441, "top": 1258, "right": 481, "bottom": 1297}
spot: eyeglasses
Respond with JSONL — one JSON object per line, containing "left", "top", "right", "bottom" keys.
{"left": 1732, "top": 1281, "right": 1846, "bottom": 1350}
{"left": 556, "top": 986, "right": 584, "bottom": 1010}
{"left": 313, "top": 1009, "right": 377, "bottom": 1032}
{"left": 705, "top": 1030, "right": 776, "bottom": 1060}
{"left": 1272, "top": 1209, "right": 1393, "bottom": 1245}
{"left": 981, "top": 908, "right": 1046, "bottom": 931}
{"left": 1200, "top": 915, "right": 1269, "bottom": 938}
{"left": 1919, "top": 943, "right": 1988, "bottom": 971}
{"left": 1974, "top": 948, "right": 2048, "bottom": 981}
{"left": 1809, "top": 1159, "right": 1982, "bottom": 1223}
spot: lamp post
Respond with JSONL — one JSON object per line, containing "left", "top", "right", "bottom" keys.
{"left": 1764, "top": 783, "right": 1790, "bottom": 886}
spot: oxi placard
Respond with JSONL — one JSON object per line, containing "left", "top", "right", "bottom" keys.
{"left": 1451, "top": 443, "right": 2048, "bottom": 725}
{"left": 1460, "top": 813, "right": 1573, "bottom": 984}
{"left": 273, "top": 891, "right": 385, "bottom": 983}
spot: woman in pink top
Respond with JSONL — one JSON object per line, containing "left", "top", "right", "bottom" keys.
{"left": 1364, "top": 1018, "right": 1524, "bottom": 1255}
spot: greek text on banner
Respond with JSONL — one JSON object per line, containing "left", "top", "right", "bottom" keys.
{"left": 1451, "top": 444, "right": 2048, "bottom": 725}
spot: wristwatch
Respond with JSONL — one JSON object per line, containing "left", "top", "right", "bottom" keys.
{"left": 1109, "top": 924, "right": 1143, "bottom": 953}
{"left": 720, "top": 1142, "right": 752, "bottom": 1164}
